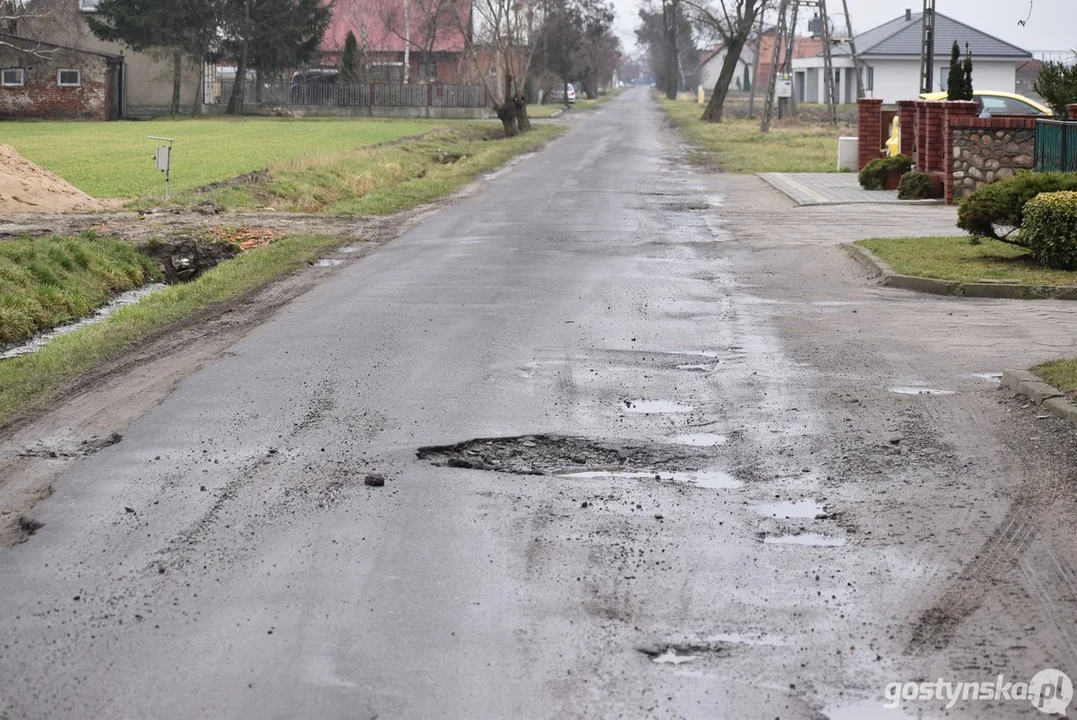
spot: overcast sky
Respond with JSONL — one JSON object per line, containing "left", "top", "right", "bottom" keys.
{"left": 614, "top": 0, "right": 1076, "bottom": 56}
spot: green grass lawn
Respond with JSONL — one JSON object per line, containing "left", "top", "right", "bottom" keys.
{"left": 1035, "top": 359, "right": 1077, "bottom": 394}
{"left": 856, "top": 236, "right": 1077, "bottom": 286}
{"left": 2, "top": 117, "right": 439, "bottom": 198}
{"left": 658, "top": 96, "right": 852, "bottom": 173}
{"left": 149, "top": 123, "right": 564, "bottom": 216}
{"left": 0, "top": 233, "right": 160, "bottom": 345}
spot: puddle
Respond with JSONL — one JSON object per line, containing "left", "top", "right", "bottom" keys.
{"left": 623, "top": 400, "right": 695, "bottom": 413}
{"left": 1, "top": 284, "right": 166, "bottom": 360}
{"left": 823, "top": 701, "right": 917, "bottom": 719}
{"left": 676, "top": 363, "right": 716, "bottom": 372}
{"left": 665, "top": 350, "right": 720, "bottom": 358}
{"left": 756, "top": 499, "right": 826, "bottom": 519}
{"left": 560, "top": 469, "right": 742, "bottom": 489}
{"left": 340, "top": 246, "right": 362, "bottom": 254}
{"left": 763, "top": 533, "right": 846, "bottom": 547}
{"left": 888, "top": 386, "right": 955, "bottom": 396}
{"left": 314, "top": 258, "right": 343, "bottom": 267}
{"left": 705, "top": 632, "right": 785, "bottom": 647}
{"left": 671, "top": 433, "right": 728, "bottom": 446}
{"left": 649, "top": 649, "right": 697, "bottom": 665}
{"left": 972, "top": 372, "right": 1003, "bottom": 382}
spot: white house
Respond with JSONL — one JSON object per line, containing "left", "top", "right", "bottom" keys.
{"left": 697, "top": 44, "right": 755, "bottom": 93}
{"left": 791, "top": 9, "right": 1032, "bottom": 104}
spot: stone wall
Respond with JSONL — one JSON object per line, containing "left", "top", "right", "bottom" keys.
{"left": 950, "top": 119, "right": 1037, "bottom": 202}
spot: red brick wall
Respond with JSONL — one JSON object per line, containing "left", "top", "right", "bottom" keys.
{"left": 897, "top": 100, "right": 916, "bottom": 158}
{"left": 0, "top": 46, "right": 110, "bottom": 119}
{"left": 857, "top": 98, "right": 884, "bottom": 170}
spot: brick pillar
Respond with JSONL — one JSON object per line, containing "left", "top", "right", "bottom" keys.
{"left": 897, "top": 100, "right": 916, "bottom": 158}
{"left": 943, "top": 101, "right": 979, "bottom": 205}
{"left": 922, "top": 102, "right": 947, "bottom": 173}
{"left": 857, "top": 98, "right": 884, "bottom": 170}
{"left": 913, "top": 101, "right": 928, "bottom": 171}
{"left": 1068, "top": 103, "right": 1077, "bottom": 121}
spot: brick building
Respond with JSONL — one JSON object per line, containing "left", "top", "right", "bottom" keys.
{"left": 0, "top": 36, "right": 123, "bottom": 119}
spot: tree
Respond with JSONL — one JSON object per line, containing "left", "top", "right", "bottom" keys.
{"left": 1034, "top": 60, "right": 1077, "bottom": 118}
{"left": 88, "top": 0, "right": 219, "bottom": 116}
{"left": 961, "top": 43, "right": 974, "bottom": 100}
{"left": 945, "top": 41, "right": 963, "bottom": 101}
{"left": 341, "top": 30, "right": 360, "bottom": 82}
{"left": 222, "top": 0, "right": 332, "bottom": 114}
{"left": 636, "top": 1, "right": 695, "bottom": 100}
{"left": 686, "top": 0, "right": 763, "bottom": 121}
{"left": 543, "top": 0, "right": 584, "bottom": 107}
{"left": 381, "top": 0, "right": 463, "bottom": 82}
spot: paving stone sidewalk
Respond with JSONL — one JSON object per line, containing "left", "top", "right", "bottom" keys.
{"left": 758, "top": 172, "right": 945, "bottom": 206}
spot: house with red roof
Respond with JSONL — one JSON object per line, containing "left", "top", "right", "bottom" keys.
{"left": 322, "top": 0, "right": 472, "bottom": 83}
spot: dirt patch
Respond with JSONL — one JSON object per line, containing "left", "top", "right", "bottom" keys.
{"left": 137, "top": 237, "right": 240, "bottom": 283}
{"left": 0, "top": 145, "right": 108, "bottom": 214}
{"left": 416, "top": 434, "right": 707, "bottom": 475}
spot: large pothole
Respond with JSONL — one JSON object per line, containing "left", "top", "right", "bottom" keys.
{"left": 416, "top": 434, "right": 709, "bottom": 476}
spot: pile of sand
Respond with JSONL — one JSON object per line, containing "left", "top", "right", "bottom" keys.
{"left": 0, "top": 144, "right": 106, "bottom": 214}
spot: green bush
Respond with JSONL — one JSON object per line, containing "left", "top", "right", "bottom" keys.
{"left": 1022, "top": 191, "right": 1077, "bottom": 269}
{"left": 858, "top": 155, "right": 913, "bottom": 190}
{"left": 1033, "top": 60, "right": 1077, "bottom": 118}
{"left": 957, "top": 171, "right": 1077, "bottom": 240}
{"left": 897, "top": 171, "right": 933, "bottom": 200}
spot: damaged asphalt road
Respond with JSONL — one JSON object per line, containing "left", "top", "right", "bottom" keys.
{"left": 3, "top": 89, "right": 1077, "bottom": 719}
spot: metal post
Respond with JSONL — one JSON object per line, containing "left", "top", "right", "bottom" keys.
{"left": 819, "top": 0, "right": 838, "bottom": 126}
{"left": 761, "top": 0, "right": 791, "bottom": 134}
{"left": 919, "top": 0, "right": 936, "bottom": 93}
{"left": 148, "top": 136, "right": 174, "bottom": 201}
{"left": 785, "top": 1, "right": 800, "bottom": 114}
{"left": 840, "top": 0, "right": 863, "bottom": 99}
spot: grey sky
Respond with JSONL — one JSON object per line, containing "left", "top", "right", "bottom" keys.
{"left": 614, "top": 0, "right": 1077, "bottom": 56}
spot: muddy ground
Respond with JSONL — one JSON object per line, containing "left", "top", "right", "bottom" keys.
{"left": 1, "top": 90, "right": 1076, "bottom": 719}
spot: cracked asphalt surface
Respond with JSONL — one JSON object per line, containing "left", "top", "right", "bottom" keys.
{"left": 3, "top": 89, "right": 1077, "bottom": 719}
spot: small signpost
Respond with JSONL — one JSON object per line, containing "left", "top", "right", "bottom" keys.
{"left": 148, "top": 136, "right": 174, "bottom": 200}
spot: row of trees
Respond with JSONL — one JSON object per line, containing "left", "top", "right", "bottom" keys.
{"left": 636, "top": 0, "right": 768, "bottom": 122}
{"left": 86, "top": 0, "right": 331, "bottom": 116}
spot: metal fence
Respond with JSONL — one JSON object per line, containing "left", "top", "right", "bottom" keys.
{"left": 1035, "top": 119, "right": 1077, "bottom": 173}
{"left": 207, "top": 80, "right": 487, "bottom": 108}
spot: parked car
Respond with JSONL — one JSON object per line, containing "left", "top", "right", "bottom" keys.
{"left": 919, "top": 90, "right": 1052, "bottom": 117}
{"left": 886, "top": 90, "right": 1051, "bottom": 156}
{"left": 547, "top": 83, "right": 577, "bottom": 104}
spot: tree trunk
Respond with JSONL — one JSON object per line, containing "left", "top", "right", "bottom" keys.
{"left": 255, "top": 67, "right": 264, "bottom": 105}
{"left": 563, "top": 80, "right": 570, "bottom": 108}
{"left": 191, "top": 57, "right": 203, "bottom": 118}
{"left": 664, "top": 30, "right": 678, "bottom": 99}
{"left": 700, "top": 1, "right": 759, "bottom": 123}
{"left": 513, "top": 94, "right": 531, "bottom": 133}
{"left": 226, "top": 39, "right": 248, "bottom": 115}
{"left": 746, "top": 11, "right": 764, "bottom": 117}
{"left": 171, "top": 49, "right": 182, "bottom": 118}
{"left": 495, "top": 102, "right": 519, "bottom": 137}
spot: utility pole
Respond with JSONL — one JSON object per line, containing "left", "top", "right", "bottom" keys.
{"left": 818, "top": 0, "right": 838, "bottom": 125}
{"left": 919, "top": 0, "right": 936, "bottom": 93}
{"left": 784, "top": 0, "right": 800, "bottom": 114}
{"left": 840, "top": 0, "right": 863, "bottom": 99}
{"left": 760, "top": 0, "right": 790, "bottom": 133}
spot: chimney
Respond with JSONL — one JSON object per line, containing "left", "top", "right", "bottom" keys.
{"left": 905, "top": 8, "right": 912, "bottom": 21}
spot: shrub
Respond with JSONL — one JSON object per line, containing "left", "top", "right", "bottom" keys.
{"left": 897, "top": 171, "right": 933, "bottom": 200}
{"left": 1033, "top": 60, "right": 1077, "bottom": 119}
{"left": 957, "top": 171, "right": 1077, "bottom": 240}
{"left": 1022, "top": 191, "right": 1077, "bottom": 269}
{"left": 858, "top": 154, "right": 913, "bottom": 190}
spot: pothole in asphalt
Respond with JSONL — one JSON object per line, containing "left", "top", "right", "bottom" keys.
{"left": 623, "top": 399, "right": 695, "bottom": 413}
{"left": 761, "top": 532, "right": 846, "bottom": 547}
{"left": 755, "top": 499, "right": 827, "bottom": 519}
{"left": 638, "top": 641, "right": 729, "bottom": 665}
{"left": 676, "top": 363, "right": 716, "bottom": 372}
{"left": 671, "top": 433, "right": 728, "bottom": 447}
{"left": 314, "top": 258, "right": 343, "bottom": 267}
{"left": 662, "top": 201, "right": 710, "bottom": 212}
{"left": 340, "top": 246, "right": 362, "bottom": 254}
{"left": 972, "top": 372, "right": 1003, "bottom": 383}
{"left": 417, "top": 435, "right": 707, "bottom": 476}
{"left": 888, "top": 386, "right": 955, "bottom": 396}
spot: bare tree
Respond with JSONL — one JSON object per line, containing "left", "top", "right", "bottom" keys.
{"left": 380, "top": 0, "right": 462, "bottom": 82}
{"left": 685, "top": 0, "right": 764, "bottom": 121}
{"left": 1, "top": 0, "right": 60, "bottom": 56}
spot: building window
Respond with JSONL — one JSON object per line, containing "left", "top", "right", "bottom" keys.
{"left": 57, "top": 69, "right": 81, "bottom": 87}
{"left": 1, "top": 68, "right": 24, "bottom": 87}
{"left": 939, "top": 66, "right": 950, "bottom": 91}
{"left": 79, "top": 0, "right": 100, "bottom": 11}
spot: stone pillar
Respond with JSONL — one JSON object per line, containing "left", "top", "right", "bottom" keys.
{"left": 857, "top": 97, "right": 884, "bottom": 170}
{"left": 897, "top": 100, "right": 916, "bottom": 158}
{"left": 1068, "top": 103, "right": 1077, "bottom": 121}
{"left": 943, "top": 101, "right": 980, "bottom": 205}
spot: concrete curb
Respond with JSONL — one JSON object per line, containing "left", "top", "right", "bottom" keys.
{"left": 841, "top": 243, "right": 1077, "bottom": 300}
{"left": 1001, "top": 370, "right": 1077, "bottom": 427}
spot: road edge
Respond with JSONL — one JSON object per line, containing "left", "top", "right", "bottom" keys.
{"left": 1001, "top": 369, "right": 1077, "bottom": 427}
{"left": 841, "top": 243, "right": 1077, "bottom": 300}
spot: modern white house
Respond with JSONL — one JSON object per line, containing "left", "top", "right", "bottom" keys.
{"left": 791, "top": 9, "right": 1032, "bottom": 104}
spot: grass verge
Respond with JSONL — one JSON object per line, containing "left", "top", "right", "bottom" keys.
{"left": 3, "top": 117, "right": 438, "bottom": 198}
{"left": 0, "top": 234, "right": 341, "bottom": 424}
{"left": 856, "top": 236, "right": 1077, "bottom": 286}
{"left": 0, "top": 233, "right": 161, "bottom": 345}
{"left": 658, "top": 96, "right": 852, "bottom": 173}
{"left": 133, "top": 123, "right": 564, "bottom": 215}
{"left": 1034, "top": 359, "right": 1077, "bottom": 394}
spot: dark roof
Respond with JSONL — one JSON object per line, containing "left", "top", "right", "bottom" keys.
{"left": 0, "top": 33, "right": 124, "bottom": 59}
{"left": 831, "top": 12, "right": 1031, "bottom": 59}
